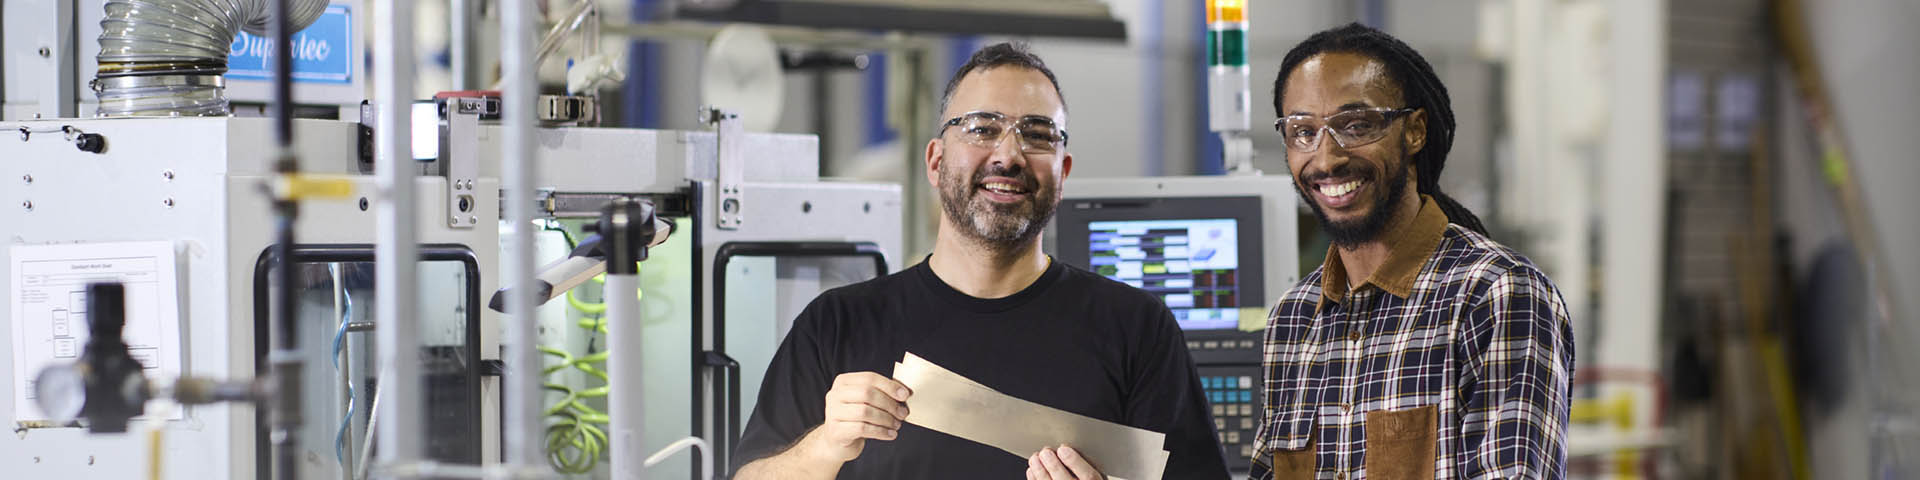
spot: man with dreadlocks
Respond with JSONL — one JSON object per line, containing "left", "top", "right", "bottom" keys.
{"left": 1248, "top": 23, "right": 1574, "bottom": 480}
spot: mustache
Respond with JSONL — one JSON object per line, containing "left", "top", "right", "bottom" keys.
{"left": 970, "top": 164, "right": 1038, "bottom": 191}
{"left": 1299, "top": 163, "right": 1379, "bottom": 184}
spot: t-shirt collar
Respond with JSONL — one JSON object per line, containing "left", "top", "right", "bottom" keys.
{"left": 915, "top": 254, "right": 1065, "bottom": 314}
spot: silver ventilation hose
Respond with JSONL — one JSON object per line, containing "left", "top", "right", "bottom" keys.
{"left": 94, "top": 0, "right": 329, "bottom": 117}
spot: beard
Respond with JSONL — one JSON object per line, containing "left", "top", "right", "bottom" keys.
{"left": 938, "top": 161, "right": 1060, "bottom": 252}
{"left": 1294, "top": 156, "right": 1413, "bottom": 248}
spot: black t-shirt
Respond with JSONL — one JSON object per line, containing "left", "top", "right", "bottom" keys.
{"left": 733, "top": 258, "right": 1229, "bottom": 479}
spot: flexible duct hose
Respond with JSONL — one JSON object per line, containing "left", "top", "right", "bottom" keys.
{"left": 94, "top": 0, "right": 329, "bottom": 117}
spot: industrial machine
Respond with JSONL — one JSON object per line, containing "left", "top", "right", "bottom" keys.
{"left": 1046, "top": 175, "right": 1299, "bottom": 475}
{"left": 0, "top": 1, "right": 902, "bottom": 480}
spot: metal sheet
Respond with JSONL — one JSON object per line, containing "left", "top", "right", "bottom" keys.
{"left": 894, "top": 352, "right": 1169, "bottom": 480}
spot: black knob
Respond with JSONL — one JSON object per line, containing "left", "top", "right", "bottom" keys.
{"left": 74, "top": 133, "right": 107, "bottom": 154}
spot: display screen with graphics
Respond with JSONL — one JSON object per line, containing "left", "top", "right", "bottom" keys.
{"left": 1051, "top": 195, "right": 1264, "bottom": 332}
{"left": 1087, "top": 219, "right": 1242, "bottom": 330}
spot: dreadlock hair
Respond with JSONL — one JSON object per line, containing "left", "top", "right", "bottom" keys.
{"left": 1273, "top": 23, "right": 1490, "bottom": 237}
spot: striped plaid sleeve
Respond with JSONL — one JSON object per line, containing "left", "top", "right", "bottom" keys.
{"left": 1246, "top": 459, "right": 1274, "bottom": 480}
{"left": 1459, "top": 265, "right": 1574, "bottom": 480}
{"left": 1245, "top": 290, "right": 1316, "bottom": 480}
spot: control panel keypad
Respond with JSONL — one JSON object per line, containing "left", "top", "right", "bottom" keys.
{"left": 1199, "top": 366, "right": 1262, "bottom": 468}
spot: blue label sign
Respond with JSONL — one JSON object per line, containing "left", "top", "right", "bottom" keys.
{"left": 227, "top": 4, "right": 353, "bottom": 84}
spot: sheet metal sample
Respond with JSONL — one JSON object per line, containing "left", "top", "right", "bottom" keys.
{"left": 893, "top": 352, "right": 1170, "bottom": 480}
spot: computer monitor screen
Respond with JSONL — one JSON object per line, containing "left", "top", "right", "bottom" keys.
{"left": 1088, "top": 218, "right": 1243, "bottom": 329}
{"left": 1053, "top": 196, "right": 1264, "bottom": 331}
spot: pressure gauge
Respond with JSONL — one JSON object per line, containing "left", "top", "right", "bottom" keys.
{"left": 34, "top": 363, "right": 87, "bottom": 422}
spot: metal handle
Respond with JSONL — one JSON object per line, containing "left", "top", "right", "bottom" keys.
{"left": 700, "top": 351, "right": 740, "bottom": 476}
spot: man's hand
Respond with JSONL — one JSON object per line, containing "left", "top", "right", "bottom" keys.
{"left": 798, "top": 372, "right": 914, "bottom": 463}
{"left": 736, "top": 372, "right": 912, "bottom": 479}
{"left": 1027, "top": 445, "right": 1104, "bottom": 480}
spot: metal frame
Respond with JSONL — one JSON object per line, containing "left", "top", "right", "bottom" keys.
{"left": 703, "top": 241, "right": 889, "bottom": 472}
{"left": 371, "top": 0, "right": 426, "bottom": 470}
{"left": 499, "top": 0, "right": 544, "bottom": 468}
{"left": 248, "top": 244, "right": 485, "bottom": 478}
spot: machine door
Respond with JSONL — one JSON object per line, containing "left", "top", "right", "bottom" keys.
{"left": 253, "top": 245, "right": 482, "bottom": 480}
{"left": 700, "top": 242, "right": 888, "bottom": 475}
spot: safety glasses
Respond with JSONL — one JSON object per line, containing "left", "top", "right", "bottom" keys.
{"left": 939, "top": 111, "right": 1069, "bottom": 154}
{"left": 1273, "top": 107, "right": 1418, "bottom": 153}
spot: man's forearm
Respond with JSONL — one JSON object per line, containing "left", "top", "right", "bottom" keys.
{"left": 734, "top": 430, "right": 844, "bottom": 480}
{"left": 734, "top": 452, "right": 840, "bottom": 480}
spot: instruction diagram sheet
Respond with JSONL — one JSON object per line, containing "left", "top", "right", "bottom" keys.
{"left": 10, "top": 241, "right": 182, "bottom": 422}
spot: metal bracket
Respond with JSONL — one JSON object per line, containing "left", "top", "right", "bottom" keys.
{"left": 705, "top": 107, "right": 744, "bottom": 230}
{"left": 536, "top": 94, "right": 598, "bottom": 125}
{"left": 528, "top": 190, "right": 694, "bottom": 219}
{"left": 441, "top": 96, "right": 494, "bottom": 229}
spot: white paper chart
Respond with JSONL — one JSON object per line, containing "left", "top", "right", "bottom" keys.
{"left": 10, "top": 242, "right": 182, "bottom": 422}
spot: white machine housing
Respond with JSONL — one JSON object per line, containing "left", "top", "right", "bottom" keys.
{"left": 0, "top": 115, "right": 903, "bottom": 479}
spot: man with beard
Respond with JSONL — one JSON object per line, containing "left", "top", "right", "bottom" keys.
{"left": 733, "top": 43, "right": 1229, "bottom": 480}
{"left": 1247, "top": 24, "right": 1574, "bottom": 480}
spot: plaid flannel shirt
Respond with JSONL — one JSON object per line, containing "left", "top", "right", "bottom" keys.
{"left": 1248, "top": 197, "right": 1574, "bottom": 480}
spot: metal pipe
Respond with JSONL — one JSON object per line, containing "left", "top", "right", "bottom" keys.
{"left": 354, "top": 376, "right": 382, "bottom": 480}
{"left": 596, "top": 21, "right": 940, "bottom": 49}
{"left": 606, "top": 268, "right": 643, "bottom": 478}
{"left": 643, "top": 437, "right": 713, "bottom": 480}
{"left": 271, "top": 216, "right": 301, "bottom": 475}
{"left": 373, "top": 0, "right": 423, "bottom": 469}
{"left": 267, "top": 0, "right": 305, "bottom": 477}
{"left": 269, "top": 0, "right": 293, "bottom": 147}
{"left": 450, "top": 0, "right": 477, "bottom": 91}
{"left": 501, "top": 0, "right": 544, "bottom": 469}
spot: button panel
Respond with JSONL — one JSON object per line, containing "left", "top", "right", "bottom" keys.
{"left": 1187, "top": 329, "right": 1264, "bottom": 474}
{"left": 1197, "top": 364, "right": 1263, "bottom": 474}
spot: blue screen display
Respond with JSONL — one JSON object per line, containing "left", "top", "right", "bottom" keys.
{"left": 1087, "top": 218, "right": 1242, "bottom": 330}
